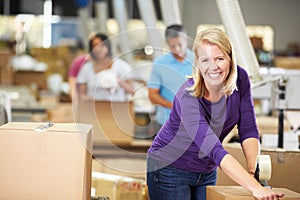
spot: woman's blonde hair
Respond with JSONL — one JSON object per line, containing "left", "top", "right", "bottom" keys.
{"left": 188, "top": 28, "right": 237, "bottom": 97}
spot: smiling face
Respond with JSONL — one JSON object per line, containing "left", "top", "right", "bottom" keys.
{"left": 196, "top": 42, "right": 230, "bottom": 91}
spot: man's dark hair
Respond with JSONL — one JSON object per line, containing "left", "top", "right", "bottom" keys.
{"left": 165, "top": 24, "right": 187, "bottom": 40}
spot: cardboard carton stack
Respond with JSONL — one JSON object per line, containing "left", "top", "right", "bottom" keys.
{"left": 30, "top": 46, "right": 73, "bottom": 81}
{"left": 76, "top": 101, "right": 135, "bottom": 145}
{"left": 275, "top": 56, "right": 300, "bottom": 69}
{"left": 207, "top": 186, "right": 300, "bottom": 200}
{"left": 0, "top": 122, "right": 93, "bottom": 200}
{"left": 92, "top": 172, "right": 146, "bottom": 200}
{"left": 14, "top": 70, "right": 47, "bottom": 90}
{"left": 217, "top": 143, "right": 300, "bottom": 193}
{"left": 47, "top": 102, "right": 74, "bottom": 123}
{"left": 0, "top": 48, "right": 13, "bottom": 85}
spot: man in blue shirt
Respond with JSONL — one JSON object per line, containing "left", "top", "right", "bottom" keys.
{"left": 147, "top": 24, "right": 194, "bottom": 136}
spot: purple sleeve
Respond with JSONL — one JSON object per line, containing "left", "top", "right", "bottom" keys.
{"left": 237, "top": 67, "right": 260, "bottom": 142}
{"left": 177, "top": 94, "right": 228, "bottom": 166}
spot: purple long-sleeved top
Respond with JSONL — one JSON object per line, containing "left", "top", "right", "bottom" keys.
{"left": 148, "top": 66, "right": 259, "bottom": 172}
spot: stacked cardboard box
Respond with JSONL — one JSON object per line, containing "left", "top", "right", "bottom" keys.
{"left": 92, "top": 158, "right": 146, "bottom": 180}
{"left": 92, "top": 172, "right": 145, "bottom": 200}
{"left": 30, "top": 46, "right": 74, "bottom": 81}
{"left": 0, "top": 122, "right": 92, "bottom": 199}
{"left": 0, "top": 48, "right": 13, "bottom": 84}
{"left": 275, "top": 56, "right": 300, "bottom": 69}
{"left": 217, "top": 143, "right": 300, "bottom": 193}
{"left": 76, "top": 101, "right": 135, "bottom": 145}
{"left": 207, "top": 186, "right": 300, "bottom": 200}
{"left": 46, "top": 102, "right": 74, "bottom": 123}
{"left": 14, "top": 70, "right": 47, "bottom": 90}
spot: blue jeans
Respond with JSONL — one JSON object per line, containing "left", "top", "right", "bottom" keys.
{"left": 147, "top": 157, "right": 217, "bottom": 200}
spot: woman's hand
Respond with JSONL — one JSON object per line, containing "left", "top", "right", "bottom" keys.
{"left": 220, "top": 154, "right": 285, "bottom": 200}
{"left": 252, "top": 186, "right": 284, "bottom": 200}
{"left": 117, "top": 78, "right": 135, "bottom": 94}
{"left": 77, "top": 83, "right": 93, "bottom": 101}
{"left": 248, "top": 168, "right": 256, "bottom": 176}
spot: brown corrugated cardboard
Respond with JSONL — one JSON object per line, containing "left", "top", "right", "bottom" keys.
{"left": 207, "top": 186, "right": 300, "bottom": 200}
{"left": 30, "top": 46, "right": 73, "bottom": 81}
{"left": 256, "top": 115, "right": 291, "bottom": 134}
{"left": 47, "top": 102, "right": 74, "bottom": 123}
{"left": 275, "top": 56, "right": 300, "bottom": 69}
{"left": 0, "top": 49, "right": 13, "bottom": 84}
{"left": 14, "top": 70, "right": 47, "bottom": 90}
{"left": 76, "top": 101, "right": 134, "bottom": 145}
{"left": 0, "top": 122, "right": 93, "bottom": 200}
{"left": 261, "top": 149, "right": 300, "bottom": 193}
{"left": 92, "top": 157, "right": 146, "bottom": 180}
{"left": 92, "top": 172, "right": 144, "bottom": 200}
{"left": 216, "top": 143, "right": 247, "bottom": 186}
{"left": 217, "top": 143, "right": 300, "bottom": 193}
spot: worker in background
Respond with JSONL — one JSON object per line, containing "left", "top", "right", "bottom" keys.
{"left": 146, "top": 28, "right": 285, "bottom": 200}
{"left": 147, "top": 24, "right": 194, "bottom": 138}
{"left": 68, "top": 38, "right": 90, "bottom": 100}
{"left": 76, "top": 33, "right": 134, "bottom": 101}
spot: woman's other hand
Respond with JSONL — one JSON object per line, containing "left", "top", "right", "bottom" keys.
{"left": 252, "top": 186, "right": 284, "bottom": 200}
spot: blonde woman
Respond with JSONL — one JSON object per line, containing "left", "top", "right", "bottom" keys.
{"left": 146, "top": 28, "right": 284, "bottom": 200}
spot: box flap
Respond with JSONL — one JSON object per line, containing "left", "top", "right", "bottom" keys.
{"left": 48, "top": 123, "right": 93, "bottom": 134}
{"left": 0, "top": 122, "right": 92, "bottom": 134}
{"left": 0, "top": 122, "right": 47, "bottom": 130}
{"left": 0, "top": 122, "right": 93, "bottom": 153}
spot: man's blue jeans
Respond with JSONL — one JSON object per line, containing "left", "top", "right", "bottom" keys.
{"left": 147, "top": 157, "right": 217, "bottom": 200}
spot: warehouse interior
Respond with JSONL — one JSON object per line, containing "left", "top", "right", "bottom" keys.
{"left": 0, "top": 0, "right": 300, "bottom": 199}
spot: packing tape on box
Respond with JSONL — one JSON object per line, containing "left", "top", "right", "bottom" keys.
{"left": 34, "top": 122, "right": 54, "bottom": 132}
{"left": 258, "top": 155, "right": 272, "bottom": 181}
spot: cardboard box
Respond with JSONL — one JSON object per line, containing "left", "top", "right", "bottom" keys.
{"left": 14, "top": 70, "right": 47, "bottom": 90}
{"left": 207, "top": 186, "right": 300, "bottom": 200}
{"left": 275, "top": 56, "right": 300, "bottom": 69}
{"left": 92, "top": 157, "right": 147, "bottom": 180}
{"left": 0, "top": 122, "right": 93, "bottom": 200}
{"left": 30, "top": 46, "right": 73, "bottom": 81}
{"left": 76, "top": 101, "right": 135, "bottom": 145}
{"left": 217, "top": 143, "right": 247, "bottom": 186}
{"left": 0, "top": 49, "right": 13, "bottom": 84}
{"left": 262, "top": 149, "right": 300, "bottom": 193}
{"left": 91, "top": 172, "right": 144, "bottom": 200}
{"left": 217, "top": 143, "right": 300, "bottom": 193}
{"left": 221, "top": 115, "right": 292, "bottom": 143}
{"left": 256, "top": 115, "right": 291, "bottom": 134}
{"left": 46, "top": 103, "right": 74, "bottom": 123}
